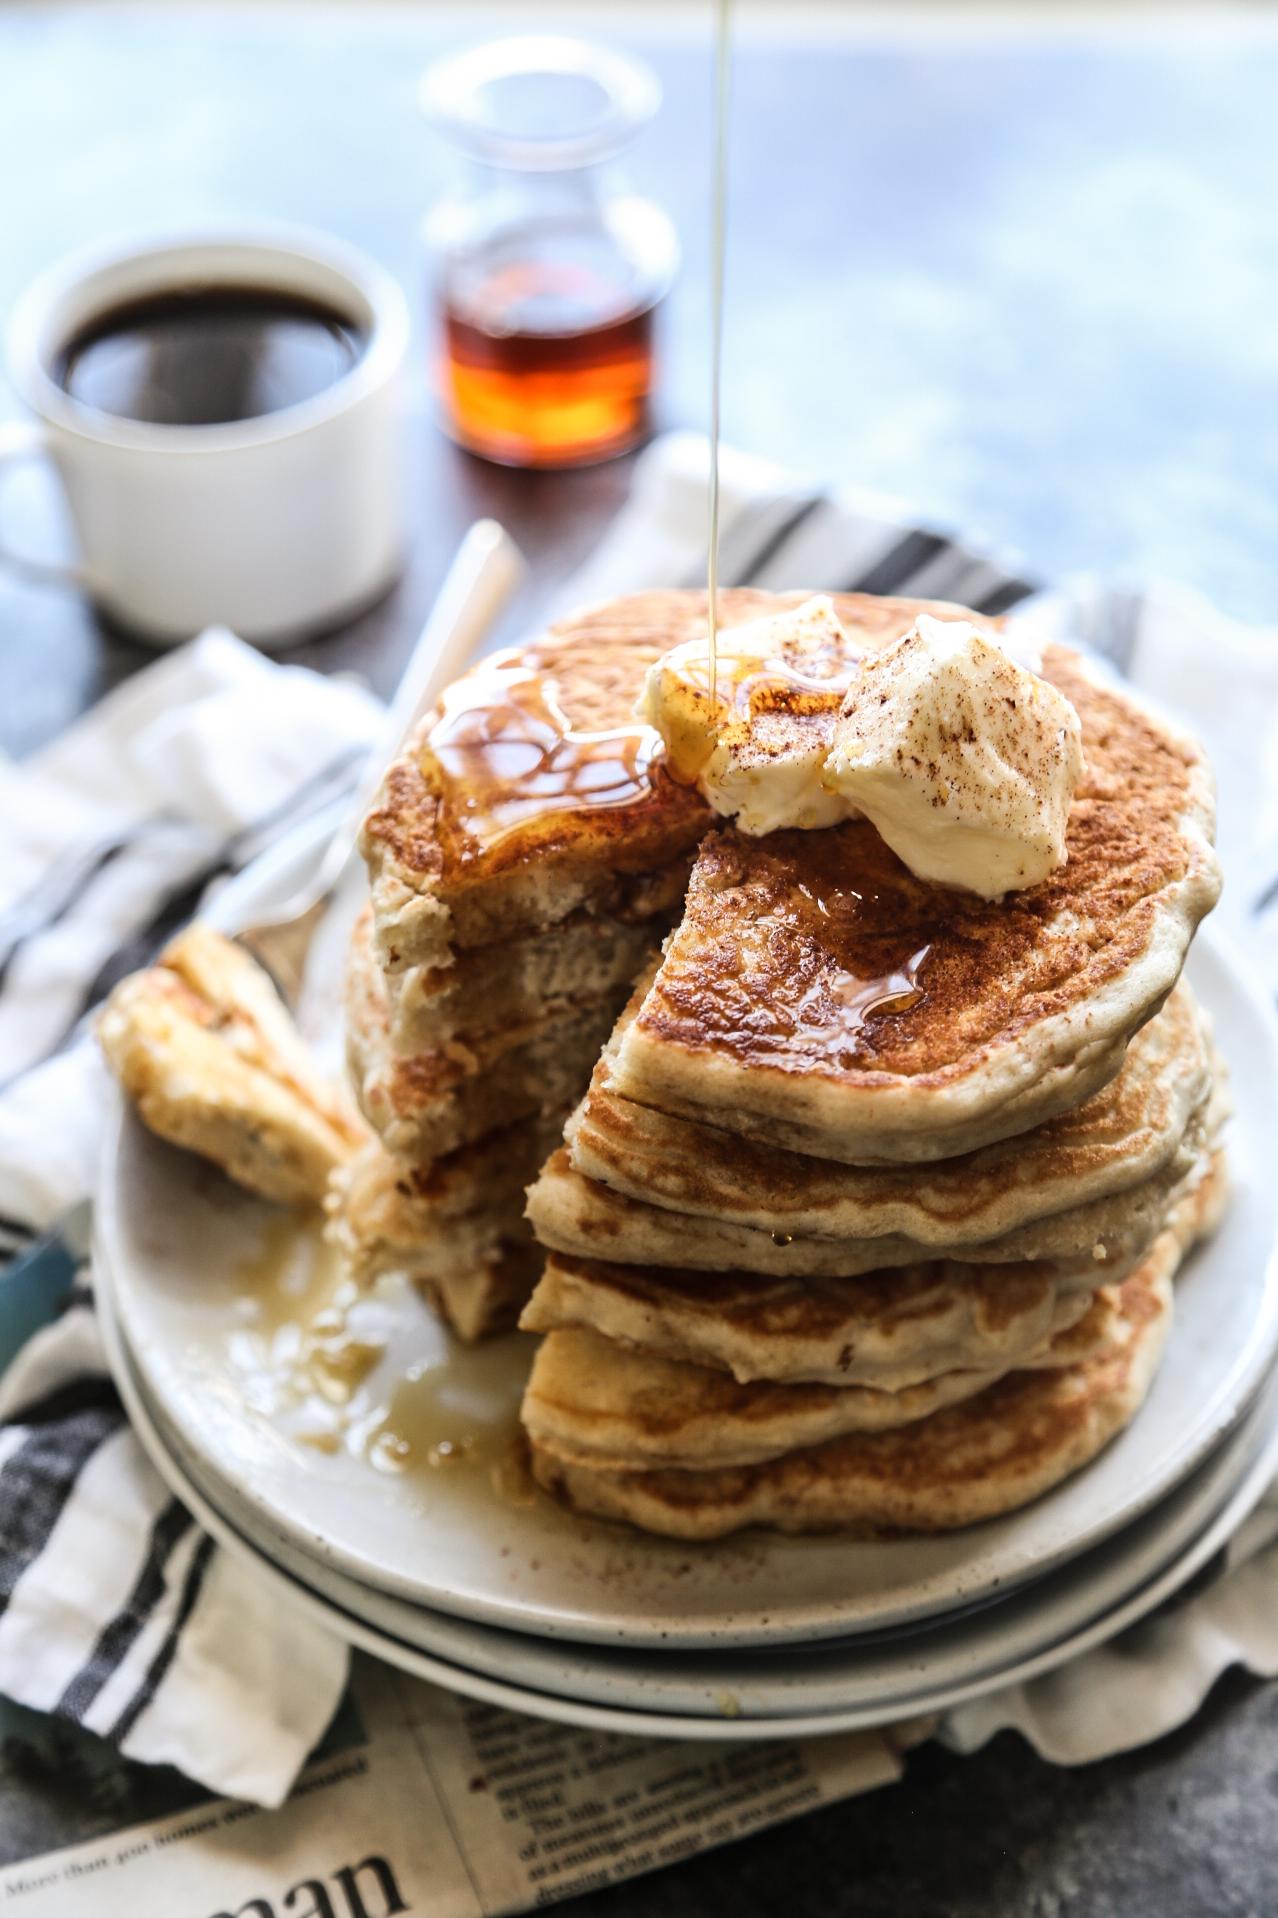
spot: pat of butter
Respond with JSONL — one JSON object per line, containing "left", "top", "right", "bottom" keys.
{"left": 642, "top": 599, "right": 1084, "bottom": 899}
{"left": 825, "top": 615, "right": 1084, "bottom": 899}
{"left": 637, "top": 596, "right": 859, "bottom": 836}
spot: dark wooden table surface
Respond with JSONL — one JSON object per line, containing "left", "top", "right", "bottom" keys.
{"left": 3, "top": 6, "right": 1277, "bottom": 1912}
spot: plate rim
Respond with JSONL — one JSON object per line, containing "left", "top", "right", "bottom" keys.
{"left": 97, "top": 1252, "right": 1278, "bottom": 1740}
{"left": 115, "top": 1288, "right": 1278, "bottom": 1721}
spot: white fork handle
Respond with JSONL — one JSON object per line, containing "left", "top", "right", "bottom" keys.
{"left": 312, "top": 519, "right": 525, "bottom": 900}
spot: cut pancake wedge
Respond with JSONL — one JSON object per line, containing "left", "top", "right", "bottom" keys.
{"left": 345, "top": 918, "right": 620, "bottom": 1162}
{"left": 607, "top": 644, "right": 1219, "bottom": 1165}
{"left": 383, "top": 911, "right": 659, "bottom": 1055}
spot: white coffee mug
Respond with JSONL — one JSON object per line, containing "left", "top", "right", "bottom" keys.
{"left": 1, "top": 228, "right": 410, "bottom": 648}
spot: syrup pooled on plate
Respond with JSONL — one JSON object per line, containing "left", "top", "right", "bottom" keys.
{"left": 366, "top": 1341, "right": 532, "bottom": 1502}
{"left": 228, "top": 1212, "right": 390, "bottom": 1448}
{"left": 229, "top": 1210, "right": 532, "bottom": 1498}
{"left": 426, "top": 650, "right": 658, "bottom": 859}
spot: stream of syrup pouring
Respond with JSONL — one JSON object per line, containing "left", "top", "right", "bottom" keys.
{"left": 705, "top": 0, "right": 732, "bottom": 725}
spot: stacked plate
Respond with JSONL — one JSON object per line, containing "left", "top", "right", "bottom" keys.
{"left": 94, "top": 825, "right": 1278, "bottom": 1740}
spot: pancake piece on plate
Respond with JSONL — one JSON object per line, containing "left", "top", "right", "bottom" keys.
{"left": 101, "top": 924, "right": 363, "bottom": 1207}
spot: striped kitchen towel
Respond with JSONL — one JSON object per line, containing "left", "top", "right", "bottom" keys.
{"left": 2, "top": 429, "right": 1276, "bottom": 1808}
{"left": 0, "top": 630, "right": 378, "bottom": 1804}
{"left": 0, "top": 455, "right": 1033, "bottom": 1805}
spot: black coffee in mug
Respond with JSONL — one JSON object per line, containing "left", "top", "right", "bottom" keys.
{"left": 54, "top": 284, "right": 366, "bottom": 426}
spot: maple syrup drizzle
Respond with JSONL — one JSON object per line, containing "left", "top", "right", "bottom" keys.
{"left": 834, "top": 942, "right": 933, "bottom": 1027}
{"left": 790, "top": 941, "right": 933, "bottom": 1055}
{"left": 706, "top": 0, "right": 732, "bottom": 722}
{"left": 426, "top": 650, "right": 658, "bottom": 856}
{"left": 671, "top": 630, "right": 863, "bottom": 723}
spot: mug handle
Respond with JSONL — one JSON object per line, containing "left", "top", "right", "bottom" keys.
{"left": 0, "top": 420, "right": 85, "bottom": 588}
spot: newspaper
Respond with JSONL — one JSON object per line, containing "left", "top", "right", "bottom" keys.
{"left": 0, "top": 1657, "right": 927, "bottom": 1915}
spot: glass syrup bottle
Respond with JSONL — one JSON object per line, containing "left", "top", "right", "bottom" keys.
{"left": 421, "top": 37, "right": 679, "bottom": 469}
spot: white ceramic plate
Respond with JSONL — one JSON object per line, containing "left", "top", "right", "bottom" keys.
{"left": 102, "top": 1265, "right": 1278, "bottom": 1723}
{"left": 98, "top": 1260, "right": 1278, "bottom": 1739}
{"left": 96, "top": 814, "right": 1278, "bottom": 1646}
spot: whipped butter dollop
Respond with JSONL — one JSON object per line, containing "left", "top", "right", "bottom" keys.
{"left": 638, "top": 595, "right": 856, "bottom": 836}
{"left": 642, "top": 599, "right": 1084, "bottom": 898}
{"left": 825, "top": 615, "right": 1084, "bottom": 899}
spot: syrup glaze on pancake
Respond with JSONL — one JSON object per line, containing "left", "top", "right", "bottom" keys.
{"left": 358, "top": 590, "right": 993, "bottom": 965}
{"left": 570, "top": 981, "right": 1211, "bottom": 1245}
{"left": 611, "top": 645, "right": 1220, "bottom": 1163}
{"left": 521, "top": 1252, "right": 1100, "bottom": 1390}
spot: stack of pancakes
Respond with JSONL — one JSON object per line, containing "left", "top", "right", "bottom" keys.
{"left": 342, "top": 588, "right": 1225, "bottom": 1534}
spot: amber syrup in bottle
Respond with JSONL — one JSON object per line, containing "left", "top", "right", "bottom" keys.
{"left": 422, "top": 40, "right": 675, "bottom": 470}
{"left": 439, "top": 240, "right": 657, "bottom": 468}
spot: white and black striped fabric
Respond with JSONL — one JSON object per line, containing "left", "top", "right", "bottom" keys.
{"left": 0, "top": 629, "right": 373, "bottom": 1804}
{"left": 2, "top": 431, "right": 1276, "bottom": 1808}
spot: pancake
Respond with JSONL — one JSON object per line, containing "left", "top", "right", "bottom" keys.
{"left": 608, "top": 646, "right": 1219, "bottom": 1164}
{"left": 358, "top": 590, "right": 1005, "bottom": 973}
{"left": 527, "top": 1086, "right": 1219, "bottom": 1280}
{"left": 529, "top": 1238, "right": 1178, "bottom": 1538}
{"left": 325, "top": 1113, "right": 562, "bottom": 1288}
{"left": 570, "top": 978, "right": 1211, "bottom": 1246}
{"left": 100, "top": 924, "right": 364, "bottom": 1207}
{"left": 345, "top": 916, "right": 618, "bottom": 1162}
{"left": 523, "top": 1130, "right": 1229, "bottom": 1393}
{"left": 523, "top": 1288, "right": 1114, "bottom": 1473}
{"left": 520, "top": 1254, "right": 1102, "bottom": 1391}
{"left": 383, "top": 909, "right": 659, "bottom": 1056}
{"left": 421, "top": 1242, "right": 544, "bottom": 1343}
